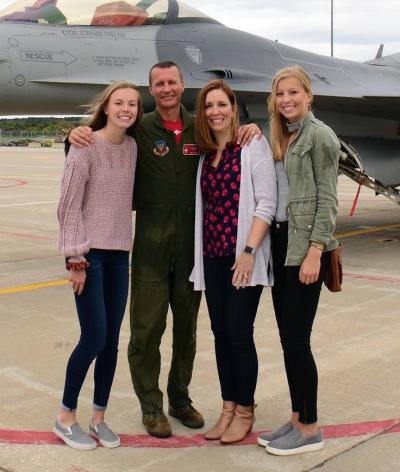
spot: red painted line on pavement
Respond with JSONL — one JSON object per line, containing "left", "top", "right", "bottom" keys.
{"left": 388, "top": 424, "right": 400, "bottom": 433}
{"left": 0, "top": 230, "right": 56, "bottom": 241}
{"left": 0, "top": 178, "right": 28, "bottom": 188}
{"left": 0, "top": 418, "right": 399, "bottom": 448}
{"left": 344, "top": 272, "right": 400, "bottom": 284}
{"left": 321, "top": 419, "right": 400, "bottom": 439}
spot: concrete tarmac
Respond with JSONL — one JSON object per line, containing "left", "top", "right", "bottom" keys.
{"left": 0, "top": 147, "right": 399, "bottom": 472}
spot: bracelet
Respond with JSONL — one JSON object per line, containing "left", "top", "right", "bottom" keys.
{"left": 66, "top": 261, "right": 90, "bottom": 271}
{"left": 310, "top": 242, "right": 324, "bottom": 251}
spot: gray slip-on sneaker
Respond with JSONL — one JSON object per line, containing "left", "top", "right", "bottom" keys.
{"left": 89, "top": 421, "right": 121, "bottom": 448}
{"left": 266, "top": 425, "right": 324, "bottom": 456}
{"left": 257, "top": 421, "right": 293, "bottom": 447}
{"left": 54, "top": 420, "right": 97, "bottom": 450}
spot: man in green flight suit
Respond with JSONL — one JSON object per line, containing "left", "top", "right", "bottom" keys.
{"left": 68, "top": 61, "right": 259, "bottom": 438}
{"left": 128, "top": 62, "right": 203, "bottom": 438}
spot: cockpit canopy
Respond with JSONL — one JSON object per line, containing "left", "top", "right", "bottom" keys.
{"left": 0, "top": 0, "right": 216, "bottom": 26}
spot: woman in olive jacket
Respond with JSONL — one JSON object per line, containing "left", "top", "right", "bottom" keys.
{"left": 258, "top": 66, "right": 341, "bottom": 456}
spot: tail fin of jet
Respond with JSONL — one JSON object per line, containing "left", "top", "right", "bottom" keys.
{"left": 366, "top": 49, "right": 400, "bottom": 68}
{"left": 375, "top": 44, "right": 384, "bottom": 59}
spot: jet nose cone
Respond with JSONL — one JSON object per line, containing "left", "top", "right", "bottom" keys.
{"left": 0, "top": 48, "right": 9, "bottom": 64}
{"left": 0, "top": 39, "right": 10, "bottom": 65}
{"left": 0, "top": 49, "right": 11, "bottom": 111}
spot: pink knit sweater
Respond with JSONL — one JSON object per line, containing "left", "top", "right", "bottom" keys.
{"left": 57, "top": 133, "right": 137, "bottom": 259}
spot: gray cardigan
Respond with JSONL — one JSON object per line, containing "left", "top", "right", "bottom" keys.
{"left": 190, "top": 136, "right": 277, "bottom": 290}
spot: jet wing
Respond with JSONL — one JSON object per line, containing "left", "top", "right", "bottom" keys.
{"left": 344, "top": 138, "right": 400, "bottom": 187}
{"left": 309, "top": 95, "right": 400, "bottom": 121}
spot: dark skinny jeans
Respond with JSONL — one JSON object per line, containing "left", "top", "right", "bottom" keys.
{"left": 204, "top": 255, "right": 263, "bottom": 407}
{"left": 271, "top": 222, "right": 329, "bottom": 424}
{"left": 62, "top": 249, "right": 129, "bottom": 411}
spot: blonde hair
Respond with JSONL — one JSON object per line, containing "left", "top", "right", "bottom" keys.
{"left": 195, "top": 80, "right": 239, "bottom": 153}
{"left": 267, "top": 66, "right": 313, "bottom": 161}
{"left": 84, "top": 81, "right": 143, "bottom": 136}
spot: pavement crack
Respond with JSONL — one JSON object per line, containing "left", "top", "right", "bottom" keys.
{"left": 305, "top": 419, "right": 400, "bottom": 471}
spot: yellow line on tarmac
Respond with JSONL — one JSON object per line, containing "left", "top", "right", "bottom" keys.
{"left": 335, "top": 223, "right": 400, "bottom": 239}
{"left": 0, "top": 279, "right": 69, "bottom": 295}
{"left": 2, "top": 223, "right": 400, "bottom": 295}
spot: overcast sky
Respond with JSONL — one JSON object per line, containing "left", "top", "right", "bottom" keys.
{"left": 184, "top": 0, "right": 400, "bottom": 62}
{"left": 0, "top": 0, "right": 399, "bottom": 119}
{"left": 0, "top": 0, "right": 399, "bottom": 61}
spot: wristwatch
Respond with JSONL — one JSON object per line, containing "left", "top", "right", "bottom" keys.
{"left": 243, "top": 245, "right": 256, "bottom": 255}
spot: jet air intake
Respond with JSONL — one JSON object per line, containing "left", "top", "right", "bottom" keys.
{"left": 192, "top": 68, "right": 271, "bottom": 82}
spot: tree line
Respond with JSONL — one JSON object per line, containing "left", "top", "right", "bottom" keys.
{"left": 0, "top": 117, "right": 85, "bottom": 134}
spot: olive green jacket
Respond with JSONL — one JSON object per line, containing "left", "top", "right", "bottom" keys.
{"left": 284, "top": 112, "right": 340, "bottom": 266}
{"left": 131, "top": 105, "right": 200, "bottom": 282}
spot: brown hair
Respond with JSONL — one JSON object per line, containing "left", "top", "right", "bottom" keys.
{"left": 195, "top": 80, "right": 239, "bottom": 153}
{"left": 84, "top": 81, "right": 143, "bottom": 136}
{"left": 267, "top": 66, "right": 313, "bottom": 161}
{"left": 148, "top": 61, "right": 184, "bottom": 85}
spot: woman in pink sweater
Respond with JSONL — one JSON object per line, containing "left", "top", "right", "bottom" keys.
{"left": 55, "top": 81, "right": 142, "bottom": 450}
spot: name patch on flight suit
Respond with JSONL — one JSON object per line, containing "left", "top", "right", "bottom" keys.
{"left": 153, "top": 140, "right": 169, "bottom": 157}
{"left": 183, "top": 144, "right": 200, "bottom": 156}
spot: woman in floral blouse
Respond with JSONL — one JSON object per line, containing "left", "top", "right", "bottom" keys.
{"left": 190, "top": 80, "right": 277, "bottom": 444}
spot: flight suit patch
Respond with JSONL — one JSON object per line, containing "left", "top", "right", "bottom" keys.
{"left": 183, "top": 144, "right": 200, "bottom": 156}
{"left": 153, "top": 140, "right": 169, "bottom": 157}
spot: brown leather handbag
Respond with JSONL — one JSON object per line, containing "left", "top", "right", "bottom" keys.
{"left": 324, "top": 244, "right": 343, "bottom": 292}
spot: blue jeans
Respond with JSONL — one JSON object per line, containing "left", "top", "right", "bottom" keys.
{"left": 62, "top": 249, "right": 129, "bottom": 411}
